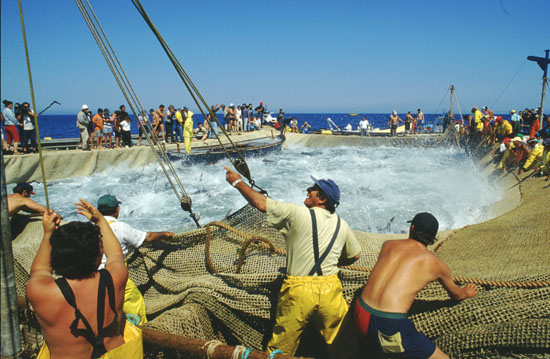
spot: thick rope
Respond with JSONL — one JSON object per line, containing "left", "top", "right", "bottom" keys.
{"left": 17, "top": 0, "right": 49, "bottom": 210}
{"left": 203, "top": 222, "right": 550, "bottom": 289}
{"left": 74, "top": 0, "right": 200, "bottom": 227}
{"left": 202, "top": 339, "right": 223, "bottom": 359}
{"left": 130, "top": 0, "right": 268, "bottom": 195}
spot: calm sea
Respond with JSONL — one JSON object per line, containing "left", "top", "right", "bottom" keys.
{"left": 26, "top": 112, "right": 504, "bottom": 140}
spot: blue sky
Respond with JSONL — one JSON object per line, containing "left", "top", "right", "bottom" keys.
{"left": 1, "top": 0, "right": 549, "bottom": 115}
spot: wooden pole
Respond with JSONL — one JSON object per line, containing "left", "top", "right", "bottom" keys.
{"left": 141, "top": 327, "right": 310, "bottom": 359}
{"left": 539, "top": 50, "right": 549, "bottom": 129}
{"left": 0, "top": 146, "right": 23, "bottom": 358}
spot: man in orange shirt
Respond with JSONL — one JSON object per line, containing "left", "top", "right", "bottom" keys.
{"left": 92, "top": 108, "right": 105, "bottom": 149}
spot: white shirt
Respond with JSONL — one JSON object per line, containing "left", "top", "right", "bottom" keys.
{"left": 360, "top": 119, "right": 369, "bottom": 129}
{"left": 121, "top": 119, "right": 131, "bottom": 131}
{"left": 99, "top": 216, "right": 146, "bottom": 268}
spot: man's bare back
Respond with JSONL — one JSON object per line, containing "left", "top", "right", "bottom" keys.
{"left": 361, "top": 239, "right": 477, "bottom": 313}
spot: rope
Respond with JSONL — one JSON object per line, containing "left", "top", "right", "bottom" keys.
{"left": 17, "top": 0, "right": 50, "bottom": 210}
{"left": 130, "top": 0, "right": 269, "bottom": 195}
{"left": 241, "top": 347, "right": 253, "bottom": 359}
{"left": 491, "top": 58, "right": 527, "bottom": 109}
{"left": 268, "top": 349, "right": 284, "bottom": 358}
{"left": 204, "top": 222, "right": 550, "bottom": 289}
{"left": 74, "top": 0, "right": 201, "bottom": 227}
{"left": 202, "top": 339, "right": 223, "bottom": 358}
{"left": 0, "top": 350, "right": 24, "bottom": 359}
{"left": 231, "top": 345, "right": 247, "bottom": 359}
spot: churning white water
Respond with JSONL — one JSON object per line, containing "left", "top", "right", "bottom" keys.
{"left": 31, "top": 145, "right": 503, "bottom": 235}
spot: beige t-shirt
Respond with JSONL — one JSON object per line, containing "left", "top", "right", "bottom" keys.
{"left": 266, "top": 198, "right": 361, "bottom": 276}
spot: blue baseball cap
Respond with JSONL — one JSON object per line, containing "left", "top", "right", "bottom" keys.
{"left": 310, "top": 176, "right": 340, "bottom": 205}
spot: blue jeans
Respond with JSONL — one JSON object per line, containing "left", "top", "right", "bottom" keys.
{"left": 210, "top": 122, "right": 218, "bottom": 138}
{"left": 174, "top": 123, "right": 184, "bottom": 142}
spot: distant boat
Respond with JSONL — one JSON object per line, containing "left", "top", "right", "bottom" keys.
{"left": 348, "top": 113, "right": 359, "bottom": 116}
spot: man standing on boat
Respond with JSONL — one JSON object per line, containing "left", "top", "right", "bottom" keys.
{"left": 416, "top": 109, "right": 425, "bottom": 134}
{"left": 97, "top": 194, "right": 174, "bottom": 325}
{"left": 224, "top": 167, "right": 361, "bottom": 356}
{"left": 354, "top": 212, "right": 477, "bottom": 359}
{"left": 183, "top": 107, "right": 194, "bottom": 154}
{"left": 76, "top": 104, "right": 91, "bottom": 151}
{"left": 388, "top": 111, "right": 403, "bottom": 137}
{"left": 359, "top": 116, "right": 370, "bottom": 136}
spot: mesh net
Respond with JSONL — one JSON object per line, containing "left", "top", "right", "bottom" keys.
{"left": 11, "top": 134, "right": 550, "bottom": 358}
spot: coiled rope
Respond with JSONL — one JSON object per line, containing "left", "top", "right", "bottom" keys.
{"left": 130, "top": 0, "right": 268, "bottom": 195}
{"left": 17, "top": 0, "right": 49, "bottom": 210}
{"left": 202, "top": 222, "right": 550, "bottom": 289}
{"left": 74, "top": 0, "right": 200, "bottom": 227}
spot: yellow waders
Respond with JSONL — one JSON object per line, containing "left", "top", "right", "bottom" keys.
{"left": 124, "top": 278, "right": 148, "bottom": 325}
{"left": 267, "top": 274, "right": 348, "bottom": 355}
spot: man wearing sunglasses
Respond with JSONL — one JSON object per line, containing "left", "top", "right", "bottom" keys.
{"left": 224, "top": 167, "right": 361, "bottom": 356}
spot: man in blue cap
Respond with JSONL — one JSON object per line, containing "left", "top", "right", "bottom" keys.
{"left": 224, "top": 167, "right": 361, "bottom": 356}
{"left": 97, "top": 194, "right": 174, "bottom": 325}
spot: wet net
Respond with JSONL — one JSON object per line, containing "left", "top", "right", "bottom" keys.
{"left": 10, "top": 136, "right": 550, "bottom": 358}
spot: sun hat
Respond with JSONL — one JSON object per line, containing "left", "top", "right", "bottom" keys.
{"left": 310, "top": 176, "right": 340, "bottom": 205}
{"left": 392, "top": 110, "right": 397, "bottom": 115}
{"left": 97, "top": 195, "right": 122, "bottom": 210}
{"left": 510, "top": 110, "right": 516, "bottom": 114}
{"left": 81, "top": 104, "right": 88, "bottom": 110}
{"left": 407, "top": 212, "right": 439, "bottom": 240}
{"left": 511, "top": 136, "right": 522, "bottom": 143}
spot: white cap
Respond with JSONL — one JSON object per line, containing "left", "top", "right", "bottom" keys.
{"left": 229, "top": 103, "right": 234, "bottom": 107}
{"left": 82, "top": 104, "right": 88, "bottom": 110}
{"left": 392, "top": 110, "right": 397, "bottom": 115}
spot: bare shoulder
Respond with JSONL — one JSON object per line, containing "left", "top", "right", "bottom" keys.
{"left": 27, "top": 277, "right": 63, "bottom": 323}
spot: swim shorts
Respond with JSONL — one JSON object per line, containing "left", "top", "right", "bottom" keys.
{"left": 354, "top": 297, "right": 436, "bottom": 358}
{"left": 392, "top": 124, "right": 398, "bottom": 130}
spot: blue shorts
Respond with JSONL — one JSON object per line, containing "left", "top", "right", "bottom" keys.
{"left": 354, "top": 297, "right": 436, "bottom": 358}
{"left": 103, "top": 126, "right": 112, "bottom": 134}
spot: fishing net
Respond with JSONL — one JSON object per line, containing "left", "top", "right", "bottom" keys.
{"left": 10, "top": 133, "right": 550, "bottom": 358}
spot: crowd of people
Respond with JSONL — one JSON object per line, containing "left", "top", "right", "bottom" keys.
{"left": 462, "top": 106, "right": 550, "bottom": 178}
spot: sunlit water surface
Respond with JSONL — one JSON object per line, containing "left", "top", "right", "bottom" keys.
{"left": 31, "top": 145, "right": 503, "bottom": 235}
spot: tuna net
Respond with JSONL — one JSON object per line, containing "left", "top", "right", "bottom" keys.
{"left": 10, "top": 136, "right": 550, "bottom": 358}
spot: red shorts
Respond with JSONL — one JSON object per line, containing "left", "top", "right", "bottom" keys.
{"left": 4, "top": 125, "right": 20, "bottom": 144}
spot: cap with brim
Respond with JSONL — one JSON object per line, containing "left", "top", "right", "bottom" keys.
{"left": 512, "top": 136, "right": 522, "bottom": 143}
{"left": 407, "top": 212, "right": 438, "bottom": 239}
{"left": 310, "top": 176, "right": 340, "bottom": 205}
{"left": 97, "top": 195, "right": 122, "bottom": 210}
{"left": 14, "top": 182, "right": 36, "bottom": 195}
{"left": 82, "top": 104, "right": 89, "bottom": 110}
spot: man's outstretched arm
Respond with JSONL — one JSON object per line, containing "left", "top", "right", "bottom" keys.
{"left": 437, "top": 260, "right": 478, "bottom": 301}
{"left": 224, "top": 166, "right": 267, "bottom": 212}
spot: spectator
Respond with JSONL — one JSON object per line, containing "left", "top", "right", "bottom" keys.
{"left": 510, "top": 109, "right": 522, "bottom": 137}
{"left": 183, "top": 107, "right": 194, "bottom": 154}
{"left": 92, "top": 108, "right": 104, "bottom": 149}
{"left": 174, "top": 108, "right": 184, "bottom": 143}
{"left": 359, "top": 117, "right": 369, "bottom": 137}
{"left": 103, "top": 108, "right": 113, "bottom": 148}
{"left": 156, "top": 104, "right": 166, "bottom": 144}
{"left": 113, "top": 110, "right": 122, "bottom": 148}
{"left": 76, "top": 104, "right": 90, "bottom": 151}
{"left": 165, "top": 105, "right": 175, "bottom": 143}
{"left": 3, "top": 100, "right": 22, "bottom": 155}
{"left": 290, "top": 117, "right": 299, "bottom": 133}
{"left": 20, "top": 102, "right": 37, "bottom": 153}
{"left": 27, "top": 200, "right": 142, "bottom": 358}
{"left": 120, "top": 112, "right": 132, "bottom": 147}
{"left": 301, "top": 121, "right": 312, "bottom": 134}
{"left": 138, "top": 110, "right": 149, "bottom": 146}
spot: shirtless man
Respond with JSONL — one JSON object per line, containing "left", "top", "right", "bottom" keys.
{"left": 7, "top": 183, "right": 47, "bottom": 217}
{"left": 150, "top": 108, "right": 161, "bottom": 144}
{"left": 388, "top": 111, "right": 404, "bottom": 137}
{"left": 416, "top": 108, "right": 425, "bottom": 134}
{"left": 156, "top": 104, "right": 166, "bottom": 143}
{"left": 355, "top": 212, "right": 477, "bottom": 359}
{"left": 405, "top": 111, "right": 414, "bottom": 135}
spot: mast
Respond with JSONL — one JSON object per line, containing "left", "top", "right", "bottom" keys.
{"left": 450, "top": 84, "right": 455, "bottom": 120}
{"left": 527, "top": 50, "right": 550, "bottom": 131}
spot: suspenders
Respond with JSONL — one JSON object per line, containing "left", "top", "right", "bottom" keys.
{"left": 308, "top": 209, "right": 341, "bottom": 276}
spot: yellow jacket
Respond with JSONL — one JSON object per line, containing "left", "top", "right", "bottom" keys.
{"left": 183, "top": 110, "right": 194, "bottom": 137}
{"left": 498, "top": 142, "right": 515, "bottom": 169}
{"left": 473, "top": 110, "right": 484, "bottom": 131}
{"left": 175, "top": 111, "right": 183, "bottom": 124}
{"left": 496, "top": 120, "right": 513, "bottom": 136}
{"left": 523, "top": 143, "right": 544, "bottom": 170}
